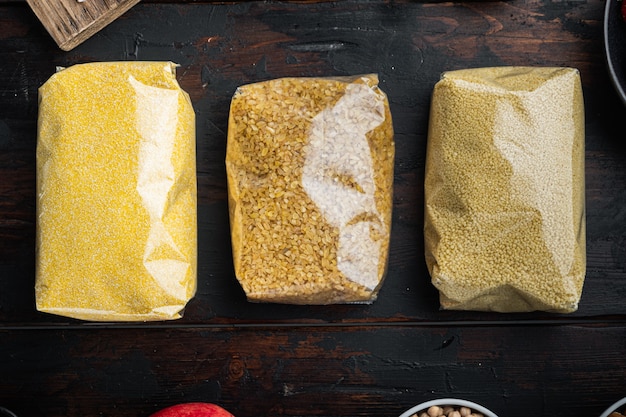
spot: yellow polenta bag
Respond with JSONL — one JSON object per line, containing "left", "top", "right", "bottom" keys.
{"left": 36, "top": 61, "right": 197, "bottom": 321}
{"left": 424, "top": 66, "right": 586, "bottom": 313}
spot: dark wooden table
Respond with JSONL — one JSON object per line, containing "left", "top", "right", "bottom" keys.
{"left": 1, "top": 0, "right": 626, "bottom": 416}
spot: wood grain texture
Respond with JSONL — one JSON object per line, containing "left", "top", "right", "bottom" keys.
{"left": 1, "top": 324, "right": 626, "bottom": 417}
{"left": 24, "top": 0, "right": 140, "bottom": 50}
{"left": 1, "top": 0, "right": 625, "bottom": 416}
{"left": 1, "top": 0, "right": 622, "bottom": 326}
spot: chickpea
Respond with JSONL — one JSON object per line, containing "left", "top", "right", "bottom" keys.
{"left": 412, "top": 403, "right": 491, "bottom": 417}
{"left": 427, "top": 406, "right": 443, "bottom": 417}
{"left": 443, "top": 406, "right": 455, "bottom": 415}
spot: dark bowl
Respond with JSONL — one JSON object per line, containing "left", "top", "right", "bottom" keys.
{"left": 0, "top": 407, "right": 17, "bottom": 417}
{"left": 604, "top": 0, "right": 626, "bottom": 106}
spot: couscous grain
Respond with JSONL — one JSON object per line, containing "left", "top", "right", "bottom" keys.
{"left": 226, "top": 74, "right": 395, "bottom": 304}
{"left": 424, "top": 66, "right": 586, "bottom": 313}
{"left": 35, "top": 61, "right": 197, "bottom": 321}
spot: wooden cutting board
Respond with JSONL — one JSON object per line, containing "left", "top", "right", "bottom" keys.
{"left": 26, "top": 0, "right": 141, "bottom": 51}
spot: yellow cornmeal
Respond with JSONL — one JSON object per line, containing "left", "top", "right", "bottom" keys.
{"left": 424, "top": 67, "right": 586, "bottom": 313}
{"left": 36, "top": 61, "right": 197, "bottom": 321}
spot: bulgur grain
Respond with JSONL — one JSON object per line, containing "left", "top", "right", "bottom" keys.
{"left": 424, "top": 66, "right": 586, "bottom": 313}
{"left": 35, "top": 61, "right": 197, "bottom": 321}
{"left": 226, "top": 74, "right": 394, "bottom": 304}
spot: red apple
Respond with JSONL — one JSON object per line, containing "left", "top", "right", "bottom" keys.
{"left": 150, "top": 403, "right": 235, "bottom": 417}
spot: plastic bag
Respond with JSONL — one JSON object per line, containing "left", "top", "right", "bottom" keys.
{"left": 424, "top": 66, "right": 586, "bottom": 313}
{"left": 226, "top": 74, "right": 395, "bottom": 304}
{"left": 35, "top": 61, "right": 197, "bottom": 321}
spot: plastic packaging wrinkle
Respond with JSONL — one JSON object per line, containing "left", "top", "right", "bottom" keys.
{"left": 226, "top": 74, "right": 395, "bottom": 304}
{"left": 35, "top": 61, "right": 197, "bottom": 322}
{"left": 424, "top": 66, "right": 586, "bottom": 313}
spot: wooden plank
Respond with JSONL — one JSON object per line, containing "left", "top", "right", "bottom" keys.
{"left": 1, "top": 324, "right": 626, "bottom": 417}
{"left": 25, "top": 0, "right": 140, "bottom": 50}
{"left": 1, "top": 0, "right": 625, "bottom": 326}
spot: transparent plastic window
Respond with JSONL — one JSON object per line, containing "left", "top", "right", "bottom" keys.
{"left": 424, "top": 66, "right": 586, "bottom": 313}
{"left": 35, "top": 61, "right": 197, "bottom": 321}
{"left": 226, "top": 74, "right": 395, "bottom": 304}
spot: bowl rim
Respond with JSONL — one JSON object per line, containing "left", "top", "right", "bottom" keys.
{"left": 0, "top": 407, "right": 18, "bottom": 417}
{"left": 600, "top": 397, "right": 626, "bottom": 417}
{"left": 603, "top": 0, "right": 626, "bottom": 107}
{"left": 398, "top": 398, "right": 498, "bottom": 417}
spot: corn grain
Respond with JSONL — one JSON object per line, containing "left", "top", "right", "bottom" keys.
{"left": 35, "top": 61, "right": 197, "bottom": 321}
{"left": 424, "top": 66, "right": 586, "bottom": 313}
{"left": 226, "top": 75, "right": 394, "bottom": 304}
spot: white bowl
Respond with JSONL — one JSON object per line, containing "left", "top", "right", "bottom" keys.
{"left": 399, "top": 398, "right": 498, "bottom": 417}
{"left": 600, "top": 397, "right": 626, "bottom": 417}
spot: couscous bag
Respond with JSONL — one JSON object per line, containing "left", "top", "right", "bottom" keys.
{"left": 36, "top": 61, "right": 197, "bottom": 321}
{"left": 226, "top": 74, "right": 395, "bottom": 304}
{"left": 424, "top": 66, "right": 586, "bottom": 313}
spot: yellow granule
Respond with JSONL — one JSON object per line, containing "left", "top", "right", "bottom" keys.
{"left": 226, "top": 75, "right": 395, "bottom": 304}
{"left": 35, "top": 61, "right": 197, "bottom": 321}
{"left": 424, "top": 66, "right": 586, "bottom": 313}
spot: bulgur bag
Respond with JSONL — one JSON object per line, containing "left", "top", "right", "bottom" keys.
{"left": 36, "top": 61, "right": 197, "bottom": 321}
{"left": 424, "top": 66, "right": 586, "bottom": 313}
{"left": 226, "top": 74, "right": 395, "bottom": 304}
